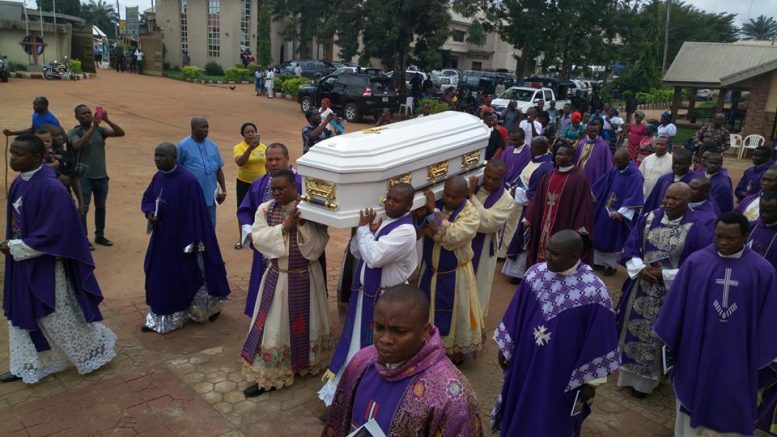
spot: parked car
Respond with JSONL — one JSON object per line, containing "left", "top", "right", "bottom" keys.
{"left": 333, "top": 66, "right": 383, "bottom": 76}
{"left": 278, "top": 59, "right": 336, "bottom": 78}
{"left": 385, "top": 70, "right": 429, "bottom": 89}
{"left": 440, "top": 68, "right": 460, "bottom": 85}
{"left": 696, "top": 89, "right": 712, "bottom": 101}
{"left": 490, "top": 86, "right": 571, "bottom": 113}
{"left": 458, "top": 70, "right": 515, "bottom": 95}
{"left": 520, "top": 76, "right": 574, "bottom": 101}
{"left": 297, "top": 71, "right": 398, "bottom": 122}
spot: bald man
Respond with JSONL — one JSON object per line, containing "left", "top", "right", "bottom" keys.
{"left": 493, "top": 230, "right": 619, "bottom": 436}
{"left": 688, "top": 176, "right": 719, "bottom": 233}
{"left": 469, "top": 160, "right": 513, "bottom": 317}
{"left": 591, "top": 148, "right": 644, "bottom": 276}
{"left": 642, "top": 148, "right": 695, "bottom": 214}
{"left": 177, "top": 117, "right": 226, "bottom": 226}
{"left": 616, "top": 182, "right": 712, "bottom": 397}
{"left": 417, "top": 176, "right": 483, "bottom": 363}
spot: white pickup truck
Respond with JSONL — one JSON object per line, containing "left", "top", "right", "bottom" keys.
{"left": 490, "top": 86, "right": 570, "bottom": 113}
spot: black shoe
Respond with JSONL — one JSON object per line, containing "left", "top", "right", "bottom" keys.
{"left": 141, "top": 325, "right": 154, "bottom": 333}
{"left": 603, "top": 267, "right": 617, "bottom": 277}
{"left": 88, "top": 241, "right": 95, "bottom": 251}
{"left": 95, "top": 236, "right": 113, "bottom": 246}
{"left": 208, "top": 312, "right": 221, "bottom": 322}
{"left": 630, "top": 388, "right": 649, "bottom": 399}
{"left": 243, "top": 383, "right": 273, "bottom": 398}
{"left": 0, "top": 372, "right": 21, "bottom": 383}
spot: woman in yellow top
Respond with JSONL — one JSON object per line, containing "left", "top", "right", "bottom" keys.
{"left": 233, "top": 122, "right": 266, "bottom": 249}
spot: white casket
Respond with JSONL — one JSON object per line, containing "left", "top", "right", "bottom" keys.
{"left": 297, "top": 111, "right": 490, "bottom": 228}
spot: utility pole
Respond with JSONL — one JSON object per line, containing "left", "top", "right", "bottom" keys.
{"left": 662, "top": 0, "right": 671, "bottom": 76}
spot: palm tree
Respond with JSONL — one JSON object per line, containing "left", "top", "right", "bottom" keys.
{"left": 739, "top": 15, "right": 777, "bottom": 41}
{"left": 81, "top": 0, "right": 120, "bottom": 38}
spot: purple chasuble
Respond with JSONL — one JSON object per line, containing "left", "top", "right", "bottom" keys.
{"left": 237, "top": 171, "right": 303, "bottom": 316}
{"left": 3, "top": 166, "right": 103, "bottom": 352}
{"left": 591, "top": 164, "right": 644, "bottom": 252}
{"left": 491, "top": 262, "right": 619, "bottom": 436}
{"left": 735, "top": 160, "right": 774, "bottom": 201}
{"left": 419, "top": 201, "right": 467, "bottom": 337}
{"left": 503, "top": 144, "right": 532, "bottom": 186}
{"left": 707, "top": 170, "right": 734, "bottom": 213}
{"left": 328, "top": 215, "right": 414, "bottom": 376}
{"left": 615, "top": 208, "right": 712, "bottom": 382}
{"left": 735, "top": 192, "right": 759, "bottom": 215}
{"left": 471, "top": 187, "right": 509, "bottom": 274}
{"left": 505, "top": 154, "right": 555, "bottom": 257}
{"left": 749, "top": 219, "right": 777, "bottom": 270}
{"left": 574, "top": 135, "right": 613, "bottom": 185}
{"left": 642, "top": 172, "right": 695, "bottom": 213}
{"left": 654, "top": 246, "right": 777, "bottom": 435}
{"left": 142, "top": 166, "right": 230, "bottom": 316}
{"left": 241, "top": 201, "right": 311, "bottom": 372}
{"left": 322, "top": 327, "right": 483, "bottom": 437}
{"left": 689, "top": 200, "right": 719, "bottom": 234}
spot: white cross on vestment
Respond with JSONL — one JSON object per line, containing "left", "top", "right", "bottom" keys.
{"left": 713, "top": 268, "right": 739, "bottom": 320}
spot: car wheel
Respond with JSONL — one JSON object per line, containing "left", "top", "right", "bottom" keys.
{"left": 300, "top": 96, "right": 313, "bottom": 113}
{"left": 344, "top": 103, "right": 361, "bottom": 122}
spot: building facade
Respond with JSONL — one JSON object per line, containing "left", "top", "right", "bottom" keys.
{"left": 441, "top": 12, "right": 519, "bottom": 72}
{"left": 0, "top": 0, "right": 83, "bottom": 67}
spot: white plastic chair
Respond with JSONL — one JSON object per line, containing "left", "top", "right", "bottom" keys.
{"left": 399, "top": 96, "right": 414, "bottom": 116}
{"left": 739, "top": 134, "right": 765, "bottom": 159}
{"left": 728, "top": 133, "right": 742, "bottom": 156}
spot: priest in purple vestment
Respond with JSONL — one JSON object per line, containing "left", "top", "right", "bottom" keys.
{"left": 1, "top": 135, "right": 116, "bottom": 384}
{"left": 688, "top": 176, "right": 720, "bottom": 234}
{"left": 655, "top": 212, "right": 777, "bottom": 436}
{"left": 323, "top": 285, "right": 484, "bottom": 437}
{"left": 492, "top": 230, "right": 620, "bottom": 436}
{"left": 524, "top": 142, "right": 594, "bottom": 268}
{"left": 616, "top": 182, "right": 712, "bottom": 397}
{"left": 736, "top": 167, "right": 777, "bottom": 222}
{"left": 574, "top": 123, "right": 613, "bottom": 185}
{"left": 141, "top": 143, "right": 230, "bottom": 334}
{"left": 735, "top": 146, "right": 774, "bottom": 201}
{"left": 642, "top": 148, "right": 695, "bottom": 213}
{"left": 497, "top": 128, "right": 530, "bottom": 258}
{"left": 748, "top": 191, "right": 777, "bottom": 270}
{"left": 236, "top": 143, "right": 301, "bottom": 316}
{"left": 703, "top": 152, "right": 734, "bottom": 213}
{"left": 592, "top": 149, "right": 644, "bottom": 276}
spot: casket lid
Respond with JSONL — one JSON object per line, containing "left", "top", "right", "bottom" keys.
{"left": 296, "top": 111, "right": 490, "bottom": 175}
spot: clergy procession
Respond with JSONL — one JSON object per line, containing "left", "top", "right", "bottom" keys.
{"left": 4, "top": 96, "right": 777, "bottom": 437}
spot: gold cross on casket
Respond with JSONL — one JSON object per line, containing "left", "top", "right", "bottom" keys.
{"left": 361, "top": 127, "right": 387, "bottom": 134}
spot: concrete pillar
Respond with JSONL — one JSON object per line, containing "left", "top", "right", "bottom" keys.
{"left": 670, "top": 86, "right": 682, "bottom": 120}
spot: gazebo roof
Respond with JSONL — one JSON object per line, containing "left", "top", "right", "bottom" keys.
{"left": 662, "top": 41, "right": 777, "bottom": 88}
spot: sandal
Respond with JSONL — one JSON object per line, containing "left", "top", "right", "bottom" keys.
{"left": 234, "top": 242, "right": 243, "bottom": 250}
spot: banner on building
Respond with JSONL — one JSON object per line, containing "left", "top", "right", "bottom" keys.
{"left": 126, "top": 6, "right": 139, "bottom": 37}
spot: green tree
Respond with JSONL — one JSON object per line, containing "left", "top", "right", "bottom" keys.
{"left": 81, "top": 0, "right": 120, "bottom": 37}
{"left": 466, "top": 20, "right": 486, "bottom": 46}
{"left": 257, "top": 1, "right": 273, "bottom": 67}
{"left": 36, "top": 0, "right": 81, "bottom": 17}
{"left": 740, "top": 15, "right": 777, "bottom": 41}
{"left": 334, "top": 0, "right": 363, "bottom": 60}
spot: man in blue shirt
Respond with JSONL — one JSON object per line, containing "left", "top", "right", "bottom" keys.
{"left": 3, "top": 97, "right": 60, "bottom": 137}
{"left": 177, "top": 117, "right": 226, "bottom": 226}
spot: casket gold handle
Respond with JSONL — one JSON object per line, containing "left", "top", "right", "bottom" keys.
{"left": 426, "top": 161, "right": 449, "bottom": 181}
{"left": 301, "top": 178, "right": 338, "bottom": 210}
{"left": 461, "top": 151, "right": 481, "bottom": 170}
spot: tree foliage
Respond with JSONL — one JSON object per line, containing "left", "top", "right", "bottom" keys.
{"left": 740, "top": 15, "right": 777, "bottom": 41}
{"left": 257, "top": 1, "right": 273, "bottom": 68}
{"left": 36, "top": 0, "right": 81, "bottom": 17}
{"left": 81, "top": 0, "right": 120, "bottom": 37}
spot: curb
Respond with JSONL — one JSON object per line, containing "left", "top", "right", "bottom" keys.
{"left": 11, "top": 72, "right": 92, "bottom": 80}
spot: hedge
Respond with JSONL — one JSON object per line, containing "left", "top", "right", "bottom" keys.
{"left": 225, "top": 67, "right": 251, "bottom": 82}
{"left": 281, "top": 77, "right": 312, "bottom": 97}
{"left": 204, "top": 61, "right": 224, "bottom": 76}
{"left": 182, "top": 66, "right": 202, "bottom": 80}
{"left": 68, "top": 58, "right": 82, "bottom": 74}
{"left": 419, "top": 98, "right": 450, "bottom": 114}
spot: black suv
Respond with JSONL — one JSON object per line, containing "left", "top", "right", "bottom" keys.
{"left": 297, "top": 71, "right": 398, "bottom": 122}
{"left": 278, "top": 59, "right": 336, "bottom": 78}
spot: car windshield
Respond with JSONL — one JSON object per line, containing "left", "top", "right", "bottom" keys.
{"left": 370, "top": 77, "right": 393, "bottom": 92}
{"left": 499, "top": 88, "right": 535, "bottom": 102}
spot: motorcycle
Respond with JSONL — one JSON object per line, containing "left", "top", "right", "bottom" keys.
{"left": 43, "top": 58, "right": 73, "bottom": 80}
{"left": 0, "top": 55, "right": 9, "bottom": 82}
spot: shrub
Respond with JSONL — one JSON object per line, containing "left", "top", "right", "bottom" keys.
{"left": 163, "top": 61, "right": 171, "bottom": 70}
{"left": 204, "top": 61, "right": 224, "bottom": 76}
{"left": 246, "top": 63, "right": 260, "bottom": 74}
{"left": 419, "top": 98, "right": 449, "bottom": 114}
{"left": 225, "top": 67, "right": 251, "bottom": 82}
{"left": 281, "top": 77, "right": 312, "bottom": 97}
{"left": 9, "top": 62, "right": 27, "bottom": 72}
{"left": 182, "top": 66, "right": 202, "bottom": 80}
{"left": 68, "top": 58, "right": 82, "bottom": 74}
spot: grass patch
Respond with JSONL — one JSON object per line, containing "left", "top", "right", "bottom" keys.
{"left": 674, "top": 126, "right": 696, "bottom": 145}
{"left": 163, "top": 69, "right": 228, "bottom": 82}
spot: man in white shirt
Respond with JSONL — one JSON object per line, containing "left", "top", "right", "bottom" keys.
{"left": 265, "top": 69, "right": 275, "bottom": 98}
{"left": 135, "top": 49, "right": 144, "bottom": 74}
{"left": 639, "top": 136, "right": 672, "bottom": 197}
{"left": 294, "top": 64, "right": 302, "bottom": 76}
{"left": 321, "top": 183, "right": 418, "bottom": 401}
{"left": 518, "top": 107, "right": 542, "bottom": 146}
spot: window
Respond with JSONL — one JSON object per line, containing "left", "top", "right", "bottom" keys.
{"left": 180, "top": 0, "right": 188, "bottom": 58}
{"left": 452, "top": 30, "right": 466, "bottom": 43}
{"left": 207, "top": 0, "right": 220, "bottom": 57}
{"left": 240, "top": 0, "right": 251, "bottom": 51}
{"left": 544, "top": 90, "right": 553, "bottom": 101}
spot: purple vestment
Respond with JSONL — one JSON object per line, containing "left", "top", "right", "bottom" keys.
{"left": 236, "top": 171, "right": 302, "bottom": 316}
{"left": 655, "top": 246, "right": 777, "bottom": 435}
{"left": 615, "top": 208, "right": 712, "bottom": 384}
{"left": 322, "top": 327, "right": 484, "bottom": 436}
{"left": 492, "top": 262, "right": 620, "bottom": 436}
{"left": 471, "top": 187, "right": 508, "bottom": 273}
{"left": 642, "top": 172, "right": 695, "bottom": 213}
{"left": 505, "top": 154, "right": 555, "bottom": 258}
{"left": 4, "top": 166, "right": 103, "bottom": 352}
{"left": 735, "top": 160, "right": 774, "bottom": 201}
{"left": 591, "top": 164, "right": 644, "bottom": 252}
{"left": 689, "top": 200, "right": 720, "bottom": 234}
{"left": 735, "top": 192, "right": 759, "bottom": 215}
{"left": 328, "top": 215, "right": 414, "bottom": 376}
{"left": 574, "top": 135, "right": 613, "bottom": 185}
{"left": 142, "top": 166, "right": 230, "bottom": 316}
{"left": 748, "top": 219, "right": 777, "bottom": 270}
{"left": 502, "top": 144, "right": 532, "bottom": 186}
{"left": 707, "top": 170, "right": 734, "bottom": 213}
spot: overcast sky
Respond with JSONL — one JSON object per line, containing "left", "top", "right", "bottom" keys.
{"left": 10, "top": 0, "right": 777, "bottom": 24}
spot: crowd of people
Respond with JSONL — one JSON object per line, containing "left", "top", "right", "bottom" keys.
{"left": 2, "top": 92, "right": 777, "bottom": 437}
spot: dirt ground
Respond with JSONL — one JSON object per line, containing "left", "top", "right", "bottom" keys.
{"left": 0, "top": 71, "right": 752, "bottom": 436}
